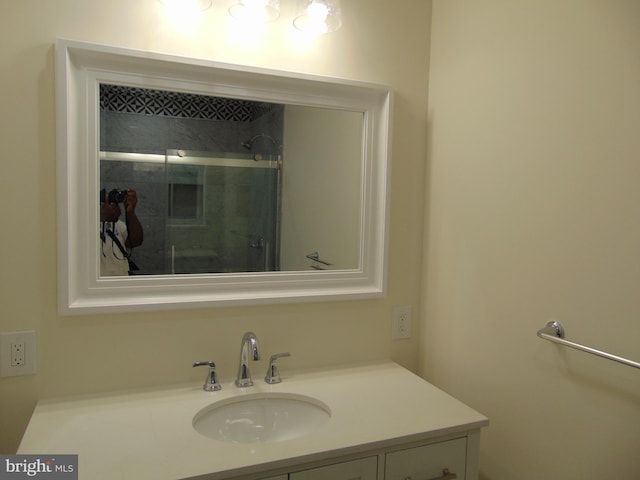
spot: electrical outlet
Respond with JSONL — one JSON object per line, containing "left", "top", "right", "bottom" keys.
{"left": 391, "top": 306, "right": 412, "bottom": 340}
{"left": 11, "top": 342, "right": 25, "bottom": 366}
{"left": 1, "top": 331, "right": 37, "bottom": 377}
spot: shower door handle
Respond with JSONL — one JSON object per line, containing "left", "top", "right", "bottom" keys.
{"left": 249, "top": 237, "right": 264, "bottom": 249}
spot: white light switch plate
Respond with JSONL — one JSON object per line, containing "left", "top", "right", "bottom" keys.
{"left": 1, "top": 331, "right": 37, "bottom": 377}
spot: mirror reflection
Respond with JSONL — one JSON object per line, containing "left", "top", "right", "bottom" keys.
{"left": 99, "top": 84, "right": 363, "bottom": 276}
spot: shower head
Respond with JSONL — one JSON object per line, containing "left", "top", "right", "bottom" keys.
{"left": 241, "top": 133, "right": 278, "bottom": 150}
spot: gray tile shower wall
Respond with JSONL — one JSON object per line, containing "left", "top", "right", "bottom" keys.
{"left": 99, "top": 86, "right": 284, "bottom": 275}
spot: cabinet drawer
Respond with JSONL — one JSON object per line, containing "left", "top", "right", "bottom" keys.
{"left": 289, "top": 456, "right": 377, "bottom": 480}
{"left": 385, "top": 438, "right": 467, "bottom": 480}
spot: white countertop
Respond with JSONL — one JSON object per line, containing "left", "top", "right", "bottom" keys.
{"left": 18, "top": 361, "right": 488, "bottom": 480}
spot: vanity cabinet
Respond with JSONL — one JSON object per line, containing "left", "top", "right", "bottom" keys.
{"left": 252, "top": 435, "right": 474, "bottom": 480}
{"left": 18, "top": 362, "right": 487, "bottom": 480}
{"left": 289, "top": 456, "right": 377, "bottom": 480}
{"left": 384, "top": 437, "right": 467, "bottom": 480}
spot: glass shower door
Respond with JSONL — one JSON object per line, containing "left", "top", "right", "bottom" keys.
{"left": 164, "top": 150, "right": 281, "bottom": 274}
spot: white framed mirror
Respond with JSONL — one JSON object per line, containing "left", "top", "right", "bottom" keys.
{"left": 56, "top": 39, "right": 392, "bottom": 314}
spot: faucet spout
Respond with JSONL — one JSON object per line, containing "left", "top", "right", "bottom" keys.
{"left": 235, "top": 331, "right": 260, "bottom": 387}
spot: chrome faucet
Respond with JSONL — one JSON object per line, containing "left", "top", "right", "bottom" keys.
{"left": 235, "top": 331, "right": 260, "bottom": 387}
{"left": 193, "top": 361, "right": 221, "bottom": 391}
{"left": 264, "top": 352, "right": 291, "bottom": 384}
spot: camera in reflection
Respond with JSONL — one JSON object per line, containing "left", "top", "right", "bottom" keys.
{"left": 107, "top": 189, "right": 128, "bottom": 203}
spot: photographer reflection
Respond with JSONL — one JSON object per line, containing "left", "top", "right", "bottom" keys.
{"left": 99, "top": 188, "right": 144, "bottom": 276}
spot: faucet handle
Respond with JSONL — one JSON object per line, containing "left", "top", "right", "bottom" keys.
{"left": 193, "top": 361, "right": 222, "bottom": 391}
{"left": 264, "top": 352, "right": 291, "bottom": 384}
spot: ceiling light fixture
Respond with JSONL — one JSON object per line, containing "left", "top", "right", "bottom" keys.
{"left": 229, "top": 0, "right": 280, "bottom": 23}
{"left": 293, "top": 0, "right": 342, "bottom": 34}
{"left": 158, "top": 0, "right": 212, "bottom": 11}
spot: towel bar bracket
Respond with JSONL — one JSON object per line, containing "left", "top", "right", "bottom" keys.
{"left": 540, "top": 320, "right": 564, "bottom": 338}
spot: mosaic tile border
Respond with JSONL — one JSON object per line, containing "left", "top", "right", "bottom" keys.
{"left": 100, "top": 84, "right": 273, "bottom": 122}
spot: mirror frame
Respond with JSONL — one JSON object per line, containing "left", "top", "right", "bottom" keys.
{"left": 56, "top": 39, "right": 392, "bottom": 314}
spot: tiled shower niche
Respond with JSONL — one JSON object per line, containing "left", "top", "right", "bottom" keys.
{"left": 99, "top": 84, "right": 284, "bottom": 275}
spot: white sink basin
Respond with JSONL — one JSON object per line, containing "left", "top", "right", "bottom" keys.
{"left": 193, "top": 393, "right": 331, "bottom": 444}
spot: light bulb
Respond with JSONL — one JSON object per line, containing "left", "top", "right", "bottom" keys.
{"left": 308, "top": 2, "right": 328, "bottom": 22}
{"left": 293, "top": 0, "right": 341, "bottom": 34}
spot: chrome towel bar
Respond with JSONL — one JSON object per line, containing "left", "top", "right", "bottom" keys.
{"left": 306, "top": 251, "right": 332, "bottom": 266}
{"left": 537, "top": 321, "right": 640, "bottom": 370}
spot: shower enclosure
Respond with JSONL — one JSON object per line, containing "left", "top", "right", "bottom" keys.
{"left": 99, "top": 84, "right": 284, "bottom": 275}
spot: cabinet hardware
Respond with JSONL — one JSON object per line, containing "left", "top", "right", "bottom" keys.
{"left": 404, "top": 468, "right": 457, "bottom": 480}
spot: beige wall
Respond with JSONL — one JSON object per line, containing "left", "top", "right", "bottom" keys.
{"left": 281, "top": 106, "right": 362, "bottom": 271}
{"left": 423, "top": 1, "right": 640, "bottom": 478}
{"left": 0, "top": 0, "right": 430, "bottom": 453}
{"left": 5, "top": 1, "right": 638, "bottom": 477}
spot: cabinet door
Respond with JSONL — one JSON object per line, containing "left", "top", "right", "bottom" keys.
{"left": 385, "top": 438, "right": 467, "bottom": 480}
{"left": 260, "top": 476, "right": 287, "bottom": 480}
{"left": 289, "top": 456, "right": 377, "bottom": 480}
